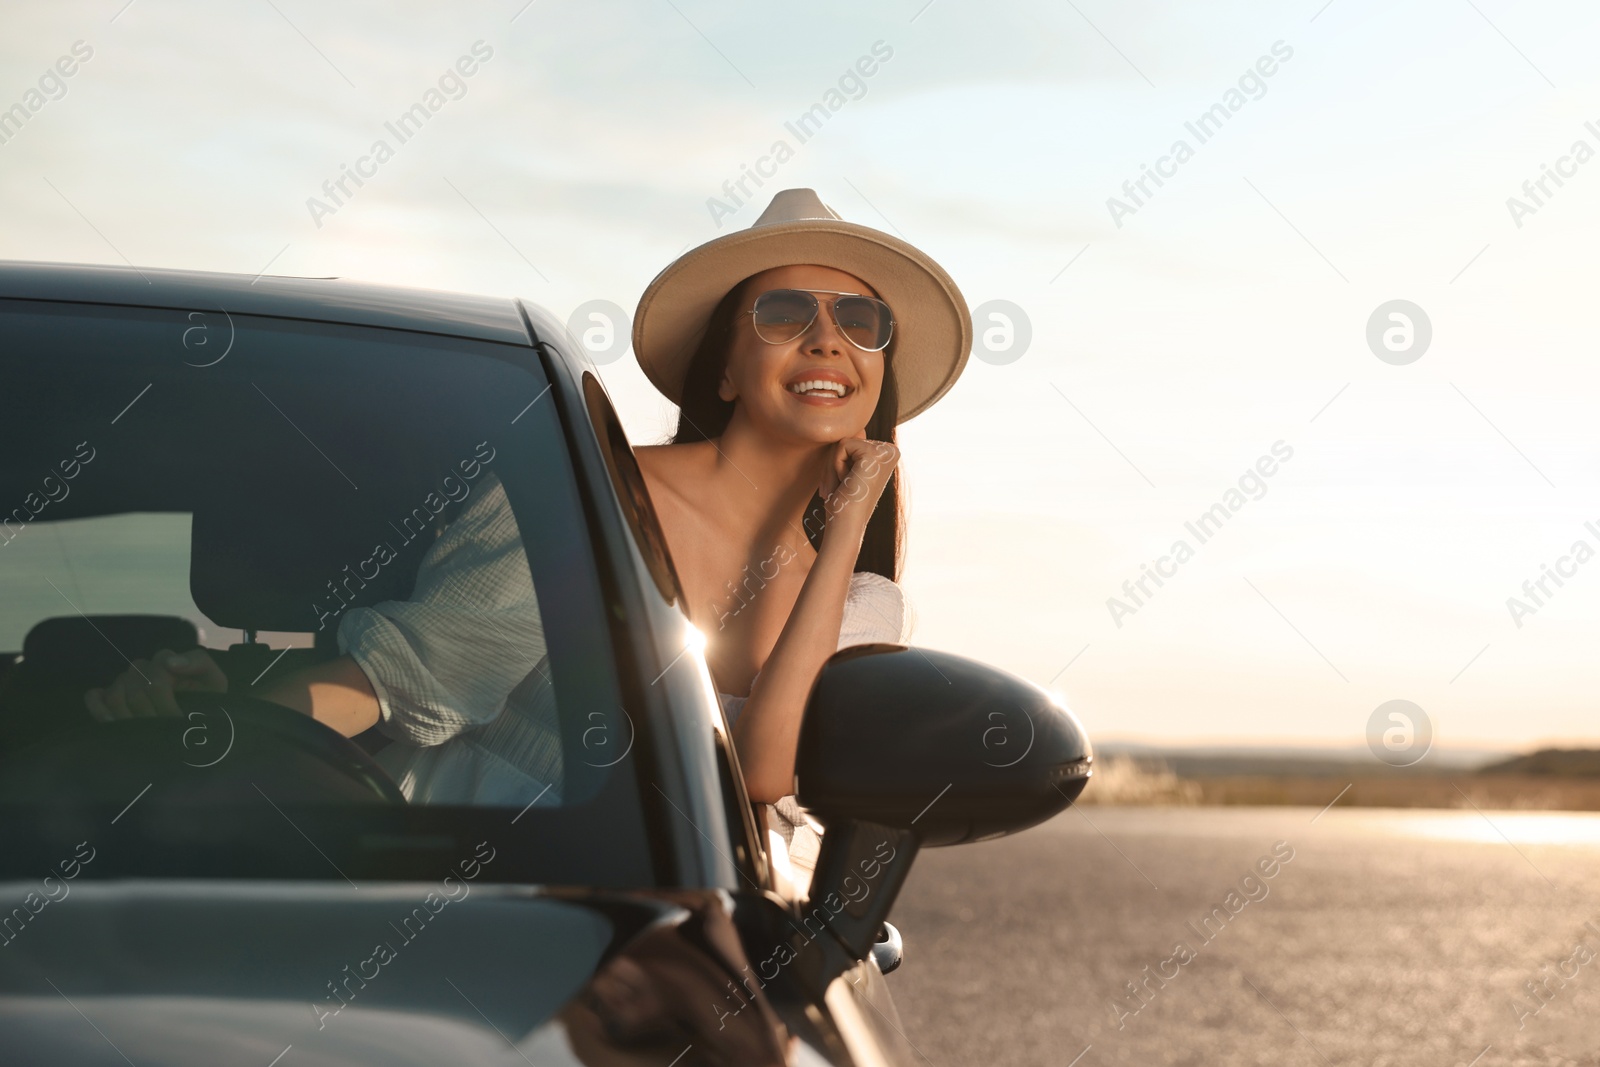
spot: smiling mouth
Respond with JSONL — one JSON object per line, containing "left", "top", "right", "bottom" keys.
{"left": 786, "top": 379, "right": 853, "bottom": 399}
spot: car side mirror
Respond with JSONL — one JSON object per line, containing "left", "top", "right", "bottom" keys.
{"left": 793, "top": 644, "right": 1091, "bottom": 967}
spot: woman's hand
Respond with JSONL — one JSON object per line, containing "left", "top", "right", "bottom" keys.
{"left": 818, "top": 429, "right": 899, "bottom": 541}
{"left": 85, "top": 648, "right": 229, "bottom": 722}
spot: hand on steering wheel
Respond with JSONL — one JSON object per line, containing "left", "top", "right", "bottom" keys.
{"left": 86, "top": 648, "right": 229, "bottom": 722}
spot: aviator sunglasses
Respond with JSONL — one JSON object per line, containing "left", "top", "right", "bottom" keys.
{"left": 745, "top": 288, "right": 895, "bottom": 352}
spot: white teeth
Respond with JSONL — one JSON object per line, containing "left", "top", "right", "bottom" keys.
{"left": 787, "top": 379, "right": 849, "bottom": 397}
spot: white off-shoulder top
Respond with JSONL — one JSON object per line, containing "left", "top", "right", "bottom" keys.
{"left": 716, "top": 570, "right": 913, "bottom": 882}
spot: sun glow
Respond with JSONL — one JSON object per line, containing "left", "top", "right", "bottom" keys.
{"left": 683, "top": 623, "right": 708, "bottom": 655}
{"left": 1376, "top": 811, "right": 1600, "bottom": 847}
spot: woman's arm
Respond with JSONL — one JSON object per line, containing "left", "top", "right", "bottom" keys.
{"left": 731, "top": 437, "right": 899, "bottom": 803}
{"left": 84, "top": 647, "right": 380, "bottom": 737}
{"left": 732, "top": 519, "right": 864, "bottom": 803}
{"left": 256, "top": 656, "right": 380, "bottom": 736}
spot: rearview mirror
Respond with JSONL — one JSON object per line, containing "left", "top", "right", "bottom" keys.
{"left": 792, "top": 644, "right": 1091, "bottom": 967}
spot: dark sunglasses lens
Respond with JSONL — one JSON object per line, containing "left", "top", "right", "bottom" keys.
{"left": 834, "top": 296, "right": 893, "bottom": 350}
{"left": 752, "top": 290, "right": 817, "bottom": 342}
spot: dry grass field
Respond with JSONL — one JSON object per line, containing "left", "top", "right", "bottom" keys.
{"left": 1079, "top": 755, "right": 1600, "bottom": 811}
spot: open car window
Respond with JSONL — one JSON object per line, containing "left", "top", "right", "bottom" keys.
{"left": 0, "top": 299, "right": 655, "bottom": 887}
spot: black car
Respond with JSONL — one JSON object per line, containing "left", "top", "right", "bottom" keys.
{"left": 0, "top": 261, "right": 1092, "bottom": 1066}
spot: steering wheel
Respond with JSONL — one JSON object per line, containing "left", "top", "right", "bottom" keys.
{"left": 0, "top": 691, "right": 406, "bottom": 806}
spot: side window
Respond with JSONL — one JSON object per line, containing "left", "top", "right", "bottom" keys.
{"left": 581, "top": 372, "right": 683, "bottom": 607}
{"left": 580, "top": 372, "right": 773, "bottom": 890}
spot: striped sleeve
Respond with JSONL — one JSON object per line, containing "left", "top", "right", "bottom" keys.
{"left": 336, "top": 471, "right": 547, "bottom": 747}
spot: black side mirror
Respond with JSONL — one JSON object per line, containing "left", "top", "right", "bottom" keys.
{"left": 793, "top": 644, "right": 1091, "bottom": 967}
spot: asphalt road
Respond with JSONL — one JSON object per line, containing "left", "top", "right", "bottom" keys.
{"left": 888, "top": 806, "right": 1600, "bottom": 1067}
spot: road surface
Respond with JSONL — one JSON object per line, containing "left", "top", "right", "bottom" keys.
{"left": 890, "top": 806, "right": 1600, "bottom": 1067}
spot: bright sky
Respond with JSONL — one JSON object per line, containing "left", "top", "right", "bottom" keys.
{"left": 4, "top": 0, "right": 1599, "bottom": 752}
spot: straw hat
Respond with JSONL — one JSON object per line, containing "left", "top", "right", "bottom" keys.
{"left": 632, "top": 188, "right": 972, "bottom": 424}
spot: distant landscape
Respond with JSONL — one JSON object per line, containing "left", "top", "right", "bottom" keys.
{"left": 1082, "top": 746, "right": 1600, "bottom": 810}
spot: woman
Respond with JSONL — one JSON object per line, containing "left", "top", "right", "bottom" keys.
{"left": 628, "top": 187, "right": 973, "bottom": 869}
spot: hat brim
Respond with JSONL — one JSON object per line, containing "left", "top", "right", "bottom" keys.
{"left": 633, "top": 220, "right": 971, "bottom": 424}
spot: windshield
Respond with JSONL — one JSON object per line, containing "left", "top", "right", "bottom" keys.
{"left": 0, "top": 298, "right": 654, "bottom": 887}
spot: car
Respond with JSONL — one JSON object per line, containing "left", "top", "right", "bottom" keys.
{"left": 0, "top": 260, "right": 1092, "bottom": 1066}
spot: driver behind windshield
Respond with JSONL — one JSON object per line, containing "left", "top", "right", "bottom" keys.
{"left": 83, "top": 470, "right": 559, "bottom": 807}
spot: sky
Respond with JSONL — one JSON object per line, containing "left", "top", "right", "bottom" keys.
{"left": 4, "top": 0, "right": 1599, "bottom": 753}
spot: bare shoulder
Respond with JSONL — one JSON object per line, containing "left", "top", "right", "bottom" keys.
{"left": 634, "top": 441, "right": 716, "bottom": 506}
{"left": 633, "top": 440, "right": 702, "bottom": 469}
{"left": 633, "top": 441, "right": 707, "bottom": 473}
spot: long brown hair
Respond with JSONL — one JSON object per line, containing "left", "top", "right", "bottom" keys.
{"left": 666, "top": 276, "right": 904, "bottom": 582}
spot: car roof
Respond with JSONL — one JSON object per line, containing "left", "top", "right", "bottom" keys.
{"left": 0, "top": 259, "right": 534, "bottom": 346}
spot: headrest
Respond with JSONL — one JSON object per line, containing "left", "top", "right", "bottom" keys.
{"left": 188, "top": 480, "right": 460, "bottom": 636}
{"left": 23, "top": 615, "right": 199, "bottom": 684}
